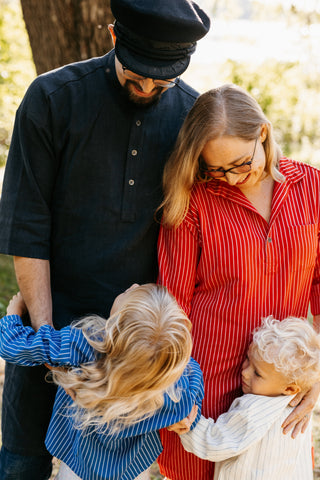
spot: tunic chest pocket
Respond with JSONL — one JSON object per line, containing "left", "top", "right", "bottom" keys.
{"left": 287, "top": 223, "right": 318, "bottom": 271}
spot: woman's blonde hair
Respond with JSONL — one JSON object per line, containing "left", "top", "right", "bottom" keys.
{"left": 161, "top": 83, "right": 284, "bottom": 228}
{"left": 252, "top": 316, "right": 320, "bottom": 390}
{"left": 52, "top": 284, "right": 192, "bottom": 432}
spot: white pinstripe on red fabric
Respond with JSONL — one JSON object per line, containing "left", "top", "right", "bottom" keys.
{"left": 157, "top": 158, "right": 320, "bottom": 480}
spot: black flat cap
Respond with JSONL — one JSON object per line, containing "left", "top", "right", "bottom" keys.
{"left": 110, "top": 0, "right": 211, "bottom": 79}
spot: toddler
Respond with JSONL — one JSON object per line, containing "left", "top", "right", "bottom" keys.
{"left": 172, "top": 317, "right": 320, "bottom": 479}
{"left": 0, "top": 284, "right": 203, "bottom": 480}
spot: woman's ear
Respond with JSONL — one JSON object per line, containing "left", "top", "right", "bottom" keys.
{"left": 108, "top": 24, "right": 116, "bottom": 46}
{"left": 260, "top": 124, "right": 268, "bottom": 143}
{"left": 283, "top": 383, "right": 301, "bottom": 396}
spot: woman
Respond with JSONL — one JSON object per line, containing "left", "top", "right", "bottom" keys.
{"left": 156, "top": 84, "right": 320, "bottom": 480}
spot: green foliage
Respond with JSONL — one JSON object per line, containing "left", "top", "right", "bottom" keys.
{"left": 221, "top": 59, "right": 320, "bottom": 168}
{"left": 252, "top": 0, "right": 320, "bottom": 24}
{"left": 0, "top": 254, "right": 18, "bottom": 315}
{"left": 0, "top": 0, "right": 35, "bottom": 167}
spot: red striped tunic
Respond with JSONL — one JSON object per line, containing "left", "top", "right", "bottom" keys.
{"left": 157, "top": 158, "right": 320, "bottom": 480}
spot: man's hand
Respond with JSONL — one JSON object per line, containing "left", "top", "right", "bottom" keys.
{"left": 282, "top": 382, "right": 320, "bottom": 438}
{"left": 167, "top": 404, "right": 198, "bottom": 435}
{"left": 6, "top": 292, "right": 27, "bottom": 317}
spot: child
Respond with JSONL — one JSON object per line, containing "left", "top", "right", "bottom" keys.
{"left": 171, "top": 317, "right": 320, "bottom": 479}
{"left": 0, "top": 284, "right": 203, "bottom": 480}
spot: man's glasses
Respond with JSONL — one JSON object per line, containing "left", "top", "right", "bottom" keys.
{"left": 200, "top": 137, "right": 258, "bottom": 178}
{"left": 122, "top": 66, "right": 180, "bottom": 89}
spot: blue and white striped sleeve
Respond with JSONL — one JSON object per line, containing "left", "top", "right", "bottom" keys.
{"left": 159, "top": 357, "right": 204, "bottom": 429}
{"left": 115, "top": 357, "right": 204, "bottom": 439}
{"left": 0, "top": 314, "right": 94, "bottom": 367}
{"left": 180, "top": 394, "right": 293, "bottom": 462}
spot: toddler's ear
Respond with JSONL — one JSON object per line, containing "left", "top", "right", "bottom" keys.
{"left": 283, "top": 383, "right": 301, "bottom": 396}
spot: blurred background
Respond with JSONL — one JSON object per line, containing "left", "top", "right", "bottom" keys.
{"left": 0, "top": 0, "right": 320, "bottom": 477}
{"left": 1, "top": 0, "right": 320, "bottom": 173}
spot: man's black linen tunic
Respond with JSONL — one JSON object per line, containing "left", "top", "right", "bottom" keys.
{"left": 0, "top": 50, "right": 198, "bottom": 328}
{"left": 0, "top": 50, "right": 198, "bottom": 455}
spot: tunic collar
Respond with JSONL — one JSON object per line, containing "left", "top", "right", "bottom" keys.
{"left": 201, "top": 157, "right": 306, "bottom": 224}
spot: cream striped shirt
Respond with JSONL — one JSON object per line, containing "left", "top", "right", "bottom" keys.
{"left": 180, "top": 394, "right": 313, "bottom": 479}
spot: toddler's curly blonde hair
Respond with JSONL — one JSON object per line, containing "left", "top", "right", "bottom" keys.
{"left": 52, "top": 284, "right": 192, "bottom": 432}
{"left": 251, "top": 316, "right": 320, "bottom": 390}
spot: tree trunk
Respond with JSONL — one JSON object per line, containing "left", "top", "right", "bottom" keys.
{"left": 20, "top": 0, "right": 114, "bottom": 74}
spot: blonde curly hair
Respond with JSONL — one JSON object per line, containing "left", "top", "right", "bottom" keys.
{"left": 52, "top": 284, "right": 192, "bottom": 432}
{"left": 251, "top": 316, "right": 320, "bottom": 391}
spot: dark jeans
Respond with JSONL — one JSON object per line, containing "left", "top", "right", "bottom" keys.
{"left": 0, "top": 446, "right": 52, "bottom": 480}
{"left": 1, "top": 362, "right": 57, "bottom": 479}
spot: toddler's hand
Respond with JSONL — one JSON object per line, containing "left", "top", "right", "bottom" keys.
{"left": 6, "top": 292, "right": 27, "bottom": 317}
{"left": 167, "top": 404, "right": 198, "bottom": 435}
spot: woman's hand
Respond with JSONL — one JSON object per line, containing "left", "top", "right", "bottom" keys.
{"left": 6, "top": 292, "right": 27, "bottom": 317}
{"left": 282, "top": 382, "right": 320, "bottom": 438}
{"left": 167, "top": 404, "right": 198, "bottom": 435}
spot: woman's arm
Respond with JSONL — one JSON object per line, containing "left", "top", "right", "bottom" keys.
{"left": 158, "top": 218, "right": 200, "bottom": 315}
{"left": 283, "top": 226, "right": 320, "bottom": 437}
{"left": 282, "top": 382, "right": 320, "bottom": 438}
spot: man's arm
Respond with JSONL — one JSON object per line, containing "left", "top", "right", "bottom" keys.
{"left": 14, "top": 256, "right": 53, "bottom": 329}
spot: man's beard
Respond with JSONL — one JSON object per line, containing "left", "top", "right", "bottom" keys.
{"left": 122, "top": 80, "right": 165, "bottom": 107}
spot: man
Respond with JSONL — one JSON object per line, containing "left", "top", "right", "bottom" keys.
{"left": 0, "top": 0, "right": 210, "bottom": 478}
